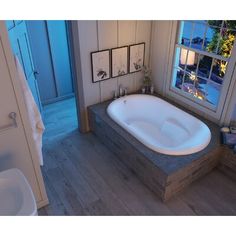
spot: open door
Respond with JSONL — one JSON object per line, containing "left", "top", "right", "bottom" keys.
{"left": 5, "top": 20, "right": 42, "bottom": 113}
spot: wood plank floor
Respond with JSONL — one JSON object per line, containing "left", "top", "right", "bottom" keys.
{"left": 38, "top": 98, "right": 236, "bottom": 215}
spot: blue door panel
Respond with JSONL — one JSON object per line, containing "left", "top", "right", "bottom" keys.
{"left": 46, "top": 21, "right": 73, "bottom": 97}
{"left": 26, "top": 21, "right": 57, "bottom": 102}
{"left": 6, "top": 20, "right": 14, "bottom": 30}
{"left": 9, "top": 20, "right": 73, "bottom": 105}
{"left": 6, "top": 20, "right": 42, "bottom": 113}
{"left": 18, "top": 33, "right": 34, "bottom": 78}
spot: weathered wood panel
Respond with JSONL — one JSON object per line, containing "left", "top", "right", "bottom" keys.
{"left": 39, "top": 98, "right": 236, "bottom": 215}
{"left": 218, "top": 147, "right": 236, "bottom": 181}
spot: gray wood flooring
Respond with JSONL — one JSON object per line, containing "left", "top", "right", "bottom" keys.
{"left": 38, "top": 98, "right": 236, "bottom": 215}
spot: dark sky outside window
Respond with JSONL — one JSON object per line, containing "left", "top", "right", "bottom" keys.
{"left": 182, "top": 21, "right": 214, "bottom": 49}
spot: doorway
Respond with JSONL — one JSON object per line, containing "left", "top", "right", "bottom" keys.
{"left": 6, "top": 20, "right": 79, "bottom": 135}
{"left": 27, "top": 21, "right": 74, "bottom": 105}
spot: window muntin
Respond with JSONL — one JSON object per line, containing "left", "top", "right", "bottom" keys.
{"left": 172, "top": 20, "right": 236, "bottom": 108}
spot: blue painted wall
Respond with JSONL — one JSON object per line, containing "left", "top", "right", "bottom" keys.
{"left": 6, "top": 20, "right": 43, "bottom": 112}
{"left": 26, "top": 20, "right": 74, "bottom": 105}
{"left": 47, "top": 21, "right": 74, "bottom": 97}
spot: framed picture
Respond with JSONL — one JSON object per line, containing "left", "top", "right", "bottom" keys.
{"left": 91, "top": 49, "right": 110, "bottom": 83}
{"left": 111, "top": 46, "right": 128, "bottom": 78}
{"left": 129, "top": 43, "right": 145, "bottom": 73}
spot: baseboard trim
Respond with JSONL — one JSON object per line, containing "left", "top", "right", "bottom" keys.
{"left": 42, "top": 94, "right": 75, "bottom": 106}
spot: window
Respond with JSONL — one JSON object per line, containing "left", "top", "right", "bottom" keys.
{"left": 171, "top": 20, "right": 236, "bottom": 110}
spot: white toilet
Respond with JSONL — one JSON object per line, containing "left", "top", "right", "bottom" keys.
{"left": 0, "top": 168, "right": 37, "bottom": 216}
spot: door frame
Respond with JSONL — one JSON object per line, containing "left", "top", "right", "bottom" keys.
{"left": 67, "top": 20, "right": 87, "bottom": 133}
{"left": 1, "top": 19, "right": 86, "bottom": 209}
{"left": 0, "top": 21, "right": 48, "bottom": 208}
{"left": 7, "top": 20, "right": 86, "bottom": 133}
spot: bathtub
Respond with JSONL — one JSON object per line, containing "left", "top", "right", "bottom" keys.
{"left": 107, "top": 94, "right": 211, "bottom": 156}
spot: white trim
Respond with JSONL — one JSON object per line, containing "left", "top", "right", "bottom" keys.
{"left": 216, "top": 38, "right": 236, "bottom": 122}
{"left": 165, "top": 20, "right": 236, "bottom": 123}
{"left": 165, "top": 21, "right": 179, "bottom": 96}
{"left": 202, "top": 24, "right": 208, "bottom": 51}
{"left": 176, "top": 44, "right": 229, "bottom": 62}
{"left": 220, "top": 62, "right": 236, "bottom": 125}
{"left": 189, "top": 22, "right": 195, "bottom": 48}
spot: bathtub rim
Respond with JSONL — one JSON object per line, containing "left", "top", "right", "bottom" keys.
{"left": 107, "top": 94, "right": 212, "bottom": 156}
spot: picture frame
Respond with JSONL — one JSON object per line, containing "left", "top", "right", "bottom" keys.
{"left": 111, "top": 46, "right": 128, "bottom": 78}
{"left": 129, "top": 42, "right": 145, "bottom": 73}
{"left": 91, "top": 49, "right": 110, "bottom": 83}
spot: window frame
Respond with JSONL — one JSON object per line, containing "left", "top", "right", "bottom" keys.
{"left": 165, "top": 21, "right": 236, "bottom": 123}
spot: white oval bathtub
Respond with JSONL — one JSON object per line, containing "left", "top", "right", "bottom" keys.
{"left": 107, "top": 94, "right": 211, "bottom": 156}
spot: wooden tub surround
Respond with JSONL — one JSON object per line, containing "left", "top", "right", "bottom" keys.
{"left": 218, "top": 147, "right": 236, "bottom": 181}
{"left": 88, "top": 95, "right": 223, "bottom": 202}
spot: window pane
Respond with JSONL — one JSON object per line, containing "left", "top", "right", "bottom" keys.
{"left": 173, "top": 47, "right": 181, "bottom": 68}
{"left": 182, "top": 73, "right": 194, "bottom": 94}
{"left": 184, "top": 72, "right": 195, "bottom": 84}
{"left": 217, "top": 29, "right": 236, "bottom": 57}
{"left": 206, "top": 20, "right": 223, "bottom": 28}
{"left": 224, "top": 20, "right": 236, "bottom": 30}
{"left": 210, "top": 59, "right": 227, "bottom": 84}
{"left": 182, "top": 75, "right": 207, "bottom": 101}
{"left": 204, "top": 26, "right": 219, "bottom": 53}
{"left": 179, "top": 48, "right": 187, "bottom": 69}
{"left": 172, "top": 68, "right": 184, "bottom": 89}
{"left": 206, "top": 81, "right": 221, "bottom": 105}
{"left": 186, "top": 52, "right": 199, "bottom": 73}
{"left": 195, "top": 77, "right": 207, "bottom": 100}
{"left": 172, "top": 20, "right": 236, "bottom": 108}
{"left": 178, "top": 48, "right": 198, "bottom": 71}
{"left": 191, "top": 22, "right": 206, "bottom": 50}
{"left": 197, "top": 55, "right": 213, "bottom": 79}
{"left": 180, "top": 21, "right": 193, "bottom": 47}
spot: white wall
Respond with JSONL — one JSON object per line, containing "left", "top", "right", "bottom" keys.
{"left": 76, "top": 20, "right": 152, "bottom": 130}
{"left": 225, "top": 63, "right": 236, "bottom": 125}
{"left": 231, "top": 105, "right": 236, "bottom": 124}
{"left": 150, "top": 21, "right": 174, "bottom": 95}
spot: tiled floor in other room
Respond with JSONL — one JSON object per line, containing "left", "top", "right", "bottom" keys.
{"left": 38, "top": 97, "right": 236, "bottom": 215}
